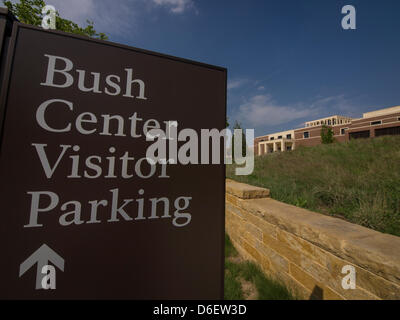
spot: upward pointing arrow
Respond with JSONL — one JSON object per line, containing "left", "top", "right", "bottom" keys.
{"left": 19, "top": 244, "right": 65, "bottom": 290}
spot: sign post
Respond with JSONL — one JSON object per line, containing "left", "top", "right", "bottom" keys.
{"left": 0, "top": 23, "right": 226, "bottom": 299}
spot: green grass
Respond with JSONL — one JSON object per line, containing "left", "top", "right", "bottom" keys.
{"left": 225, "top": 231, "right": 239, "bottom": 258}
{"left": 224, "top": 234, "right": 295, "bottom": 300}
{"left": 227, "top": 135, "right": 400, "bottom": 237}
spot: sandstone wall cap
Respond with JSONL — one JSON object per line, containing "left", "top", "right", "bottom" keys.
{"left": 226, "top": 179, "right": 270, "bottom": 199}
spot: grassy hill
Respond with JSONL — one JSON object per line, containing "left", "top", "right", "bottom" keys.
{"left": 227, "top": 135, "right": 400, "bottom": 237}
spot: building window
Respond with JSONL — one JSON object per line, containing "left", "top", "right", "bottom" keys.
{"left": 303, "top": 131, "right": 310, "bottom": 139}
{"left": 286, "top": 134, "right": 292, "bottom": 139}
{"left": 278, "top": 136, "right": 282, "bottom": 139}
{"left": 270, "top": 137, "right": 274, "bottom": 141}
{"left": 349, "top": 130, "right": 370, "bottom": 140}
{"left": 371, "top": 120, "right": 382, "bottom": 125}
{"left": 375, "top": 126, "right": 400, "bottom": 137}
{"left": 398, "top": 117, "right": 400, "bottom": 121}
{"left": 341, "top": 128, "right": 348, "bottom": 135}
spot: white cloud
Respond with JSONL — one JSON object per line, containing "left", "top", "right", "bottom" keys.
{"left": 237, "top": 94, "right": 315, "bottom": 127}
{"left": 47, "top": 0, "right": 95, "bottom": 25}
{"left": 152, "top": 0, "right": 194, "bottom": 14}
{"left": 235, "top": 94, "right": 363, "bottom": 130}
{"left": 8, "top": 0, "right": 98, "bottom": 26}
{"left": 257, "top": 86, "right": 265, "bottom": 91}
{"left": 228, "top": 78, "right": 248, "bottom": 90}
{"left": 46, "top": 0, "right": 136, "bottom": 38}
{"left": 7, "top": 0, "right": 195, "bottom": 38}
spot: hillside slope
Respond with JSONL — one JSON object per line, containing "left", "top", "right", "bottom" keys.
{"left": 227, "top": 135, "right": 400, "bottom": 236}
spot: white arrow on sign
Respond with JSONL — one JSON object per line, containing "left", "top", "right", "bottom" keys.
{"left": 19, "top": 244, "right": 64, "bottom": 289}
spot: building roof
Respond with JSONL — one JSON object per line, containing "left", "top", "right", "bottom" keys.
{"left": 363, "top": 106, "right": 400, "bottom": 119}
{"left": 255, "top": 105, "right": 400, "bottom": 139}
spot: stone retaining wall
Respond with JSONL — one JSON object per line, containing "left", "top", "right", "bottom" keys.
{"left": 225, "top": 179, "right": 400, "bottom": 300}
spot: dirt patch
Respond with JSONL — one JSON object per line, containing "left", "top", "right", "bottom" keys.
{"left": 240, "top": 277, "right": 258, "bottom": 300}
{"left": 227, "top": 255, "right": 258, "bottom": 299}
{"left": 228, "top": 255, "right": 243, "bottom": 264}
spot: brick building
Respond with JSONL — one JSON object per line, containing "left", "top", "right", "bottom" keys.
{"left": 255, "top": 105, "right": 400, "bottom": 156}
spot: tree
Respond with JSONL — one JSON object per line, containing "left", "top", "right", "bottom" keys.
{"left": 321, "top": 125, "right": 335, "bottom": 144}
{"left": 3, "top": 0, "right": 108, "bottom": 40}
{"left": 231, "top": 120, "right": 247, "bottom": 157}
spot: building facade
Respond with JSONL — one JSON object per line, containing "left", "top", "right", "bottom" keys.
{"left": 255, "top": 105, "right": 400, "bottom": 156}
{"left": 256, "top": 130, "right": 295, "bottom": 155}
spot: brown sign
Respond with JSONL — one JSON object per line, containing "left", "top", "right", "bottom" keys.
{"left": 0, "top": 22, "right": 226, "bottom": 299}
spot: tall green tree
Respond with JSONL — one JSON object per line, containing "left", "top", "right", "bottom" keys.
{"left": 321, "top": 125, "right": 335, "bottom": 144}
{"left": 3, "top": 0, "right": 108, "bottom": 40}
{"left": 231, "top": 120, "right": 247, "bottom": 157}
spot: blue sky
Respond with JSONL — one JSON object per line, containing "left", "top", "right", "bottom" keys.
{"left": 12, "top": 0, "right": 400, "bottom": 137}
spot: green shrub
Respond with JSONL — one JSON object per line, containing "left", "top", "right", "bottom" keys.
{"left": 321, "top": 125, "right": 335, "bottom": 144}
